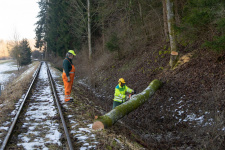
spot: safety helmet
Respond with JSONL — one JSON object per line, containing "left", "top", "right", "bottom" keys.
{"left": 118, "top": 78, "right": 126, "bottom": 83}
{"left": 68, "top": 50, "right": 76, "bottom": 56}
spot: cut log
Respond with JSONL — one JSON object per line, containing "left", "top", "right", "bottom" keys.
{"left": 92, "top": 79, "right": 162, "bottom": 130}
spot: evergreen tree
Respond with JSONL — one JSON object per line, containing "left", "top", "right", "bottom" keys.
{"left": 18, "top": 39, "right": 32, "bottom": 66}
{"left": 46, "top": 0, "right": 72, "bottom": 57}
{"left": 35, "top": 0, "right": 47, "bottom": 51}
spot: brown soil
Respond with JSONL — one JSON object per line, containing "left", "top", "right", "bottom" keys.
{"left": 72, "top": 46, "right": 225, "bottom": 149}
{"left": 49, "top": 44, "right": 225, "bottom": 149}
{"left": 70, "top": 82, "right": 147, "bottom": 149}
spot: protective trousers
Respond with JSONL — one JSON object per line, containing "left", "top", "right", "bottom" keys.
{"left": 62, "top": 65, "right": 75, "bottom": 102}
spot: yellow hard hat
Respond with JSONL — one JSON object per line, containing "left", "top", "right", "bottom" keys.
{"left": 68, "top": 50, "right": 76, "bottom": 56}
{"left": 118, "top": 78, "right": 126, "bottom": 83}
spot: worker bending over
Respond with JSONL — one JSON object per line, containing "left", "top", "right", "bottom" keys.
{"left": 113, "top": 78, "right": 134, "bottom": 109}
{"left": 62, "top": 50, "right": 76, "bottom": 102}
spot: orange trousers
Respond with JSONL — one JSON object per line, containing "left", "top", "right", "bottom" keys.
{"left": 62, "top": 65, "right": 75, "bottom": 101}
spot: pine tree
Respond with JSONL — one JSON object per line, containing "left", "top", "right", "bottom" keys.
{"left": 35, "top": 0, "right": 47, "bottom": 51}
{"left": 46, "top": 0, "right": 72, "bottom": 57}
{"left": 18, "top": 39, "right": 32, "bottom": 66}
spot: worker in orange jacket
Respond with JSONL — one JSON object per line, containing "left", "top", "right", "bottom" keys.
{"left": 62, "top": 50, "right": 76, "bottom": 102}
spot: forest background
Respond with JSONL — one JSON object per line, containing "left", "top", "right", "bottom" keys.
{"left": 22, "top": 0, "right": 225, "bottom": 149}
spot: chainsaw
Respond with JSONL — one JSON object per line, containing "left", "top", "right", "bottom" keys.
{"left": 126, "top": 89, "right": 136, "bottom": 101}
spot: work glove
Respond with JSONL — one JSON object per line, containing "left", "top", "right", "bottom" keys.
{"left": 67, "top": 76, "right": 71, "bottom": 82}
{"left": 125, "top": 95, "right": 129, "bottom": 101}
{"left": 132, "top": 90, "right": 136, "bottom": 95}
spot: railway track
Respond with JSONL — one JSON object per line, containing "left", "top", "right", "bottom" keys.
{"left": 0, "top": 62, "right": 73, "bottom": 150}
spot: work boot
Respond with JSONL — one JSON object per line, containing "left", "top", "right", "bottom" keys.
{"left": 67, "top": 97, "right": 73, "bottom": 102}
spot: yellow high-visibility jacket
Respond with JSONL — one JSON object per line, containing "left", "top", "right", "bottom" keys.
{"left": 113, "top": 84, "right": 133, "bottom": 103}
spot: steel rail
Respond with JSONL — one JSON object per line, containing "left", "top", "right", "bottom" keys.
{"left": 0, "top": 62, "right": 42, "bottom": 150}
{"left": 46, "top": 62, "right": 74, "bottom": 150}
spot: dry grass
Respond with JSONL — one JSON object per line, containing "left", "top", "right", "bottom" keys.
{"left": 94, "top": 128, "right": 146, "bottom": 150}
{"left": 48, "top": 56, "right": 64, "bottom": 71}
{"left": 0, "top": 62, "right": 39, "bottom": 124}
{"left": 0, "top": 59, "right": 11, "bottom": 64}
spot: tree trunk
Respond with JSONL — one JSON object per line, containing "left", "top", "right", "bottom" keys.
{"left": 138, "top": 0, "right": 147, "bottom": 37}
{"left": 102, "top": 19, "right": 105, "bottom": 53}
{"left": 166, "top": 0, "right": 178, "bottom": 68}
{"left": 45, "top": 42, "right": 48, "bottom": 60}
{"left": 92, "top": 79, "right": 162, "bottom": 130}
{"left": 87, "top": 0, "right": 92, "bottom": 60}
{"left": 162, "top": 0, "right": 168, "bottom": 39}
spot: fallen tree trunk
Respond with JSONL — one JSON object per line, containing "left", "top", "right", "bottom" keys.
{"left": 92, "top": 79, "right": 162, "bottom": 130}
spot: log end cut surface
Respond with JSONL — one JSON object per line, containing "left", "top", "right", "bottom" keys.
{"left": 92, "top": 121, "right": 104, "bottom": 130}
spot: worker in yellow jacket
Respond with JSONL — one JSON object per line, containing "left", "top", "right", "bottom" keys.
{"left": 113, "top": 78, "right": 134, "bottom": 109}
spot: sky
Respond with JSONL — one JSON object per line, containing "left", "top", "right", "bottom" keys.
{"left": 0, "top": 0, "right": 40, "bottom": 41}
